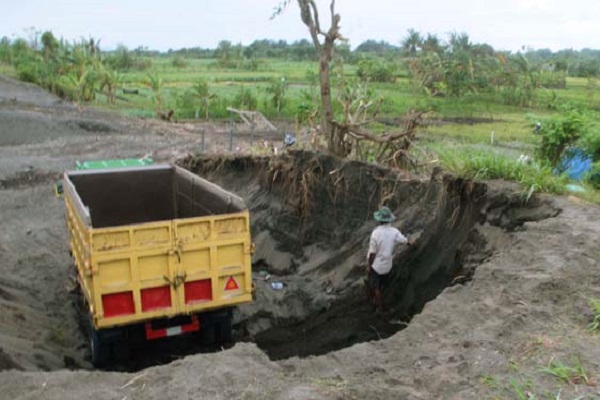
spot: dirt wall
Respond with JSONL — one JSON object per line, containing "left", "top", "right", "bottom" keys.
{"left": 181, "top": 152, "right": 492, "bottom": 359}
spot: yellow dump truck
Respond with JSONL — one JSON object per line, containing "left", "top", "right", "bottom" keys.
{"left": 62, "top": 163, "right": 253, "bottom": 366}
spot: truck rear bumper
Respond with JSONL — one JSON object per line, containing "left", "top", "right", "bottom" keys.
{"left": 145, "top": 315, "right": 200, "bottom": 340}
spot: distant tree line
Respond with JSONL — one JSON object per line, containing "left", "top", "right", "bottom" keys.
{"left": 162, "top": 36, "right": 600, "bottom": 80}
{"left": 2, "top": 28, "right": 600, "bottom": 113}
{"left": 3, "top": 31, "right": 600, "bottom": 77}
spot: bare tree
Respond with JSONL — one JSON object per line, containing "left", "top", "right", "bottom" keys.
{"left": 274, "top": 0, "right": 349, "bottom": 156}
{"left": 275, "top": 1, "right": 426, "bottom": 164}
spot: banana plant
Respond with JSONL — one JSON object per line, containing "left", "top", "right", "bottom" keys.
{"left": 145, "top": 73, "right": 164, "bottom": 115}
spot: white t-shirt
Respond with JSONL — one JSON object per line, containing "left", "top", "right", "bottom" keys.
{"left": 368, "top": 224, "right": 408, "bottom": 275}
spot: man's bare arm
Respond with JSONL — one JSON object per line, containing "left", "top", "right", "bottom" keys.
{"left": 367, "top": 253, "right": 376, "bottom": 273}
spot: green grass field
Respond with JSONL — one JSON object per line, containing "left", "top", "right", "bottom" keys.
{"left": 95, "top": 58, "right": 598, "bottom": 151}
{"left": 98, "top": 57, "right": 598, "bottom": 119}
{"left": 5, "top": 52, "right": 598, "bottom": 202}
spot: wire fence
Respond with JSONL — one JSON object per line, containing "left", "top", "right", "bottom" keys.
{"left": 197, "top": 125, "right": 288, "bottom": 152}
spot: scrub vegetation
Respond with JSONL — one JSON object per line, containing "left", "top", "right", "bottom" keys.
{"left": 1, "top": 26, "right": 600, "bottom": 197}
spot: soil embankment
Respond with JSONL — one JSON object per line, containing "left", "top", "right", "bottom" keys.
{"left": 183, "top": 153, "right": 490, "bottom": 360}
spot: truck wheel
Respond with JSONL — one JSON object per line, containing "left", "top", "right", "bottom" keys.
{"left": 90, "top": 328, "right": 109, "bottom": 367}
{"left": 216, "top": 318, "right": 232, "bottom": 345}
{"left": 199, "top": 324, "right": 216, "bottom": 346}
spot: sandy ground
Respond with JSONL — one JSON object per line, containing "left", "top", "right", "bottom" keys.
{"left": 1, "top": 76, "right": 600, "bottom": 399}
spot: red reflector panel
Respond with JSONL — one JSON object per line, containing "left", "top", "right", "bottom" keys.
{"left": 185, "top": 279, "right": 213, "bottom": 304}
{"left": 224, "top": 276, "right": 240, "bottom": 291}
{"left": 141, "top": 286, "right": 172, "bottom": 312}
{"left": 102, "top": 291, "right": 135, "bottom": 318}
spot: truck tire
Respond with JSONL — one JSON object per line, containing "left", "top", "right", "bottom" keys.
{"left": 216, "top": 316, "right": 232, "bottom": 345}
{"left": 199, "top": 324, "right": 216, "bottom": 346}
{"left": 90, "top": 327, "right": 109, "bottom": 367}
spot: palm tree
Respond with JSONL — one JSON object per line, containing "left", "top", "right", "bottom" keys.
{"left": 422, "top": 33, "right": 443, "bottom": 54}
{"left": 448, "top": 32, "right": 471, "bottom": 53}
{"left": 98, "top": 66, "right": 122, "bottom": 105}
{"left": 401, "top": 28, "right": 422, "bottom": 57}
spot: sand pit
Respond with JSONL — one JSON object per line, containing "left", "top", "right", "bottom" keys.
{"left": 181, "top": 152, "right": 559, "bottom": 361}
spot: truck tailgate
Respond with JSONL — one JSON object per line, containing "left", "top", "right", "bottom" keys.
{"left": 66, "top": 184, "right": 252, "bottom": 329}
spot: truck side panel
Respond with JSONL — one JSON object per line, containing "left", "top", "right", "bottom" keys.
{"left": 64, "top": 177, "right": 95, "bottom": 313}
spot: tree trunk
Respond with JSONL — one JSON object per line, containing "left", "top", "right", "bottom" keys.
{"left": 318, "top": 54, "right": 336, "bottom": 153}
{"left": 319, "top": 38, "right": 349, "bottom": 156}
{"left": 292, "top": 0, "right": 349, "bottom": 157}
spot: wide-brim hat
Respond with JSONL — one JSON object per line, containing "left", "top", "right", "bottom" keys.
{"left": 374, "top": 206, "right": 396, "bottom": 222}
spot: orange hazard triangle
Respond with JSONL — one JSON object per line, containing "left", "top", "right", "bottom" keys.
{"left": 224, "top": 276, "right": 240, "bottom": 291}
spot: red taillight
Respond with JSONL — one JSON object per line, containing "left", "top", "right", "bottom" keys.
{"left": 184, "top": 279, "right": 212, "bottom": 304}
{"left": 141, "top": 286, "right": 172, "bottom": 312}
{"left": 102, "top": 291, "right": 135, "bottom": 318}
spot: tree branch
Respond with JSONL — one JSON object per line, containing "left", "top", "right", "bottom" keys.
{"left": 270, "top": 0, "right": 293, "bottom": 20}
{"left": 298, "top": 0, "right": 322, "bottom": 51}
{"left": 330, "top": 0, "right": 336, "bottom": 32}
{"left": 308, "top": 0, "right": 322, "bottom": 35}
{"left": 333, "top": 110, "right": 426, "bottom": 143}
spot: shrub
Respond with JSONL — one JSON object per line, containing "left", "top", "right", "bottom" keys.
{"left": 535, "top": 109, "right": 587, "bottom": 167}
{"left": 172, "top": 56, "right": 187, "bottom": 69}
{"left": 587, "top": 162, "right": 600, "bottom": 189}
{"left": 233, "top": 87, "right": 257, "bottom": 110}
{"left": 356, "top": 58, "right": 397, "bottom": 83}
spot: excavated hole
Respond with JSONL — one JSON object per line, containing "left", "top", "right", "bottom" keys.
{"left": 58, "top": 151, "right": 559, "bottom": 371}
{"left": 182, "top": 152, "right": 560, "bottom": 361}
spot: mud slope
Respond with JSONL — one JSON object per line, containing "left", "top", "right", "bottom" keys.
{"left": 183, "top": 153, "right": 494, "bottom": 360}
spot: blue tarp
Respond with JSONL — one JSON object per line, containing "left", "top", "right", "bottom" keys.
{"left": 557, "top": 148, "right": 593, "bottom": 181}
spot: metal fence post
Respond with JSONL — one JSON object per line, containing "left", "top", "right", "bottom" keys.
{"left": 201, "top": 129, "right": 205, "bottom": 153}
{"left": 229, "top": 109, "right": 234, "bottom": 151}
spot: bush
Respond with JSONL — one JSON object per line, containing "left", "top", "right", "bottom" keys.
{"left": 16, "top": 60, "right": 44, "bottom": 83}
{"left": 172, "top": 56, "right": 187, "bottom": 69}
{"left": 538, "top": 71, "right": 566, "bottom": 89}
{"left": 587, "top": 162, "right": 600, "bottom": 189}
{"left": 356, "top": 59, "right": 397, "bottom": 83}
{"left": 579, "top": 127, "right": 600, "bottom": 161}
{"left": 106, "top": 46, "right": 152, "bottom": 71}
{"left": 175, "top": 89, "right": 198, "bottom": 119}
{"left": 233, "top": 87, "right": 257, "bottom": 110}
{"left": 535, "top": 109, "right": 587, "bottom": 166}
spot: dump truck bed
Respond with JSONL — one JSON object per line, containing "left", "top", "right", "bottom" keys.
{"left": 63, "top": 164, "right": 253, "bottom": 330}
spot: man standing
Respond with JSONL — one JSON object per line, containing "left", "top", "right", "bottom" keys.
{"left": 366, "top": 206, "right": 411, "bottom": 314}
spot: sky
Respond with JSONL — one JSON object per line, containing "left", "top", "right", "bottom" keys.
{"left": 2, "top": 0, "right": 600, "bottom": 52}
